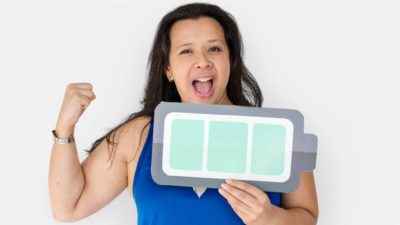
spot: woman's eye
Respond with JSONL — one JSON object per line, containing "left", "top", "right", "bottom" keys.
{"left": 209, "top": 47, "right": 221, "bottom": 52}
{"left": 180, "top": 49, "right": 191, "bottom": 54}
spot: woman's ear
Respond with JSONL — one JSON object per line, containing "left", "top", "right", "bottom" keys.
{"left": 165, "top": 66, "right": 174, "bottom": 82}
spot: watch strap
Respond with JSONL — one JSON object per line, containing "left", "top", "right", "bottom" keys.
{"left": 52, "top": 130, "right": 75, "bottom": 144}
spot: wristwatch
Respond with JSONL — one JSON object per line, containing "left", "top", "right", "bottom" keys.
{"left": 52, "top": 130, "right": 75, "bottom": 144}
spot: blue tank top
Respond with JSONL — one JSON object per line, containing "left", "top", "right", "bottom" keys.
{"left": 133, "top": 119, "right": 281, "bottom": 225}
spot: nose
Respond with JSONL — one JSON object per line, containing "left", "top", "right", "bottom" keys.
{"left": 194, "top": 51, "right": 211, "bottom": 69}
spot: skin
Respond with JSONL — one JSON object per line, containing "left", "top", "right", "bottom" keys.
{"left": 165, "top": 17, "right": 231, "bottom": 105}
{"left": 49, "top": 17, "right": 318, "bottom": 224}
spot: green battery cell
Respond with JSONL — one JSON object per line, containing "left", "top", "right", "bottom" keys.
{"left": 169, "top": 119, "right": 204, "bottom": 171}
{"left": 251, "top": 124, "right": 286, "bottom": 176}
{"left": 207, "top": 121, "right": 248, "bottom": 173}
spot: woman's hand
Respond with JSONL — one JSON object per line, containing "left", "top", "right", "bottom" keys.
{"left": 218, "top": 179, "right": 275, "bottom": 225}
{"left": 56, "top": 83, "right": 96, "bottom": 137}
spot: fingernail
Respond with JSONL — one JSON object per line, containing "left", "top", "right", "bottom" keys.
{"left": 221, "top": 183, "right": 227, "bottom": 189}
{"left": 226, "top": 179, "right": 233, "bottom": 184}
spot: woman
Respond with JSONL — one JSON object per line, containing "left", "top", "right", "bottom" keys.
{"left": 49, "top": 3, "right": 318, "bottom": 225}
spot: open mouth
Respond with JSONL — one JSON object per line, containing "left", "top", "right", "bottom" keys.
{"left": 192, "top": 77, "right": 214, "bottom": 97}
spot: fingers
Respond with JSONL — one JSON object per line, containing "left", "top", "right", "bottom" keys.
{"left": 73, "top": 89, "right": 96, "bottom": 101}
{"left": 67, "top": 84, "right": 96, "bottom": 109}
{"left": 75, "top": 92, "right": 93, "bottom": 110}
{"left": 67, "top": 83, "right": 96, "bottom": 99}
{"left": 231, "top": 204, "right": 250, "bottom": 224}
{"left": 56, "top": 82, "right": 96, "bottom": 130}
{"left": 220, "top": 182, "right": 259, "bottom": 208}
{"left": 67, "top": 82, "right": 93, "bottom": 90}
{"left": 219, "top": 180, "right": 274, "bottom": 224}
{"left": 226, "top": 179, "right": 269, "bottom": 204}
{"left": 218, "top": 187, "right": 254, "bottom": 217}
{"left": 219, "top": 183, "right": 266, "bottom": 224}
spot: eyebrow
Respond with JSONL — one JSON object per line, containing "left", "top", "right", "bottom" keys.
{"left": 175, "top": 39, "right": 222, "bottom": 49}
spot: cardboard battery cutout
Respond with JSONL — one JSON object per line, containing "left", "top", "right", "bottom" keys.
{"left": 151, "top": 102, "right": 318, "bottom": 193}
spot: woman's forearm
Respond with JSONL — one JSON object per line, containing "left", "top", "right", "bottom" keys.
{"left": 48, "top": 125, "right": 84, "bottom": 219}
{"left": 268, "top": 206, "right": 318, "bottom": 225}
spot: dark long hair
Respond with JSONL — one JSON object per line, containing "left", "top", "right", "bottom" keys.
{"left": 86, "top": 3, "right": 263, "bottom": 158}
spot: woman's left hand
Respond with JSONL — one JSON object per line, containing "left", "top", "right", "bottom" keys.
{"left": 218, "top": 179, "right": 275, "bottom": 225}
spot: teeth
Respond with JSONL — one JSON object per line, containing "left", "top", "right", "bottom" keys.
{"left": 195, "top": 77, "right": 212, "bottom": 82}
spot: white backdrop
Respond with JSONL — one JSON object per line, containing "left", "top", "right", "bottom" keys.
{"left": 0, "top": 0, "right": 399, "bottom": 224}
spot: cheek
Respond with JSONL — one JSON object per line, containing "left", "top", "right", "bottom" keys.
{"left": 170, "top": 62, "right": 192, "bottom": 91}
{"left": 170, "top": 59, "right": 190, "bottom": 79}
{"left": 216, "top": 57, "right": 230, "bottom": 83}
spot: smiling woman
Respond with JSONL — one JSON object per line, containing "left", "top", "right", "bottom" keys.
{"left": 48, "top": 2, "right": 318, "bottom": 225}
{"left": 166, "top": 17, "right": 231, "bottom": 104}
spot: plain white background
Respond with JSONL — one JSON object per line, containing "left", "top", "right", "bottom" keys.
{"left": 0, "top": 0, "right": 399, "bottom": 224}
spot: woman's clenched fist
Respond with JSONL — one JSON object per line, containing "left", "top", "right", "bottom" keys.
{"left": 55, "top": 83, "right": 96, "bottom": 137}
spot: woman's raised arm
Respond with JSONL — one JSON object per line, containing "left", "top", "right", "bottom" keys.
{"left": 48, "top": 83, "right": 139, "bottom": 222}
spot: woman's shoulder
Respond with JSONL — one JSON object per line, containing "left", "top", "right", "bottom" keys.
{"left": 111, "top": 116, "right": 152, "bottom": 161}
{"left": 124, "top": 116, "right": 152, "bottom": 135}
{"left": 114, "top": 115, "right": 151, "bottom": 134}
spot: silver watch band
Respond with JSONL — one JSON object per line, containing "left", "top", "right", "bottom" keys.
{"left": 52, "top": 130, "right": 75, "bottom": 144}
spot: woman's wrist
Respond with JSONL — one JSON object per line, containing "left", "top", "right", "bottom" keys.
{"left": 55, "top": 123, "right": 75, "bottom": 138}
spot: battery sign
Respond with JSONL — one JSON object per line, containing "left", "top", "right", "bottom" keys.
{"left": 152, "top": 102, "right": 318, "bottom": 193}
{"left": 163, "top": 113, "right": 294, "bottom": 183}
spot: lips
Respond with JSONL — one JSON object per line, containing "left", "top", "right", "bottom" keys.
{"left": 192, "top": 77, "right": 214, "bottom": 97}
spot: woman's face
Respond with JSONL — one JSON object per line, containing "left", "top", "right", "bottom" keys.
{"left": 165, "top": 17, "right": 231, "bottom": 105}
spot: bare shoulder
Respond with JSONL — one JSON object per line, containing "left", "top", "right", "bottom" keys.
{"left": 110, "top": 116, "right": 152, "bottom": 163}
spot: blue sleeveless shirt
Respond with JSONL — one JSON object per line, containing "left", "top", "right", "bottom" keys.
{"left": 133, "top": 119, "right": 281, "bottom": 225}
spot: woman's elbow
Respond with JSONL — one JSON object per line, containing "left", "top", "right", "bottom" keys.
{"left": 307, "top": 206, "right": 319, "bottom": 225}
{"left": 52, "top": 209, "right": 81, "bottom": 223}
